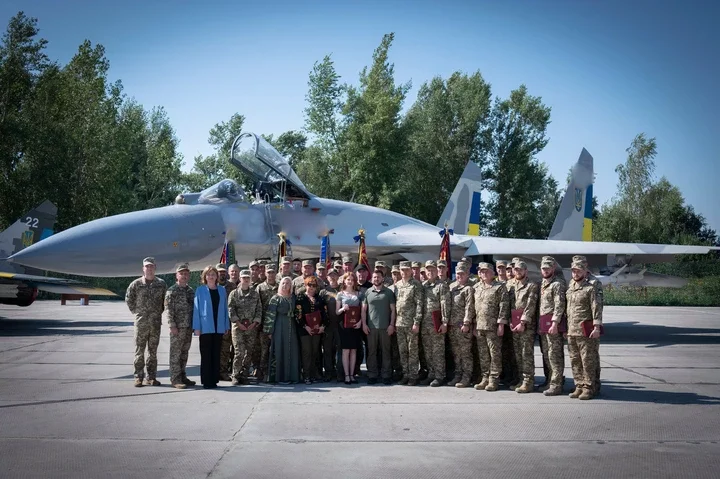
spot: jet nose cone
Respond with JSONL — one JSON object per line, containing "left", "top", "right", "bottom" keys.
{"left": 9, "top": 205, "right": 226, "bottom": 277}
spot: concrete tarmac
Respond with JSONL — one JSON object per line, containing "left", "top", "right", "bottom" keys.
{"left": 1, "top": 301, "right": 719, "bottom": 478}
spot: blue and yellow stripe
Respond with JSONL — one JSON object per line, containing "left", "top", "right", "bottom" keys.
{"left": 582, "top": 184, "right": 593, "bottom": 241}
{"left": 467, "top": 191, "right": 481, "bottom": 236}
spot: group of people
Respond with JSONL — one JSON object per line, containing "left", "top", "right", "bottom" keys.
{"left": 125, "top": 252, "right": 603, "bottom": 399}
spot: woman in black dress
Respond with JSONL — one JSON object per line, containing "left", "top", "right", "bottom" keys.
{"left": 295, "top": 276, "right": 327, "bottom": 384}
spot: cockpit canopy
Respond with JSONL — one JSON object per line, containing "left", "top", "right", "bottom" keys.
{"left": 230, "top": 132, "right": 312, "bottom": 200}
{"left": 198, "top": 179, "right": 246, "bottom": 204}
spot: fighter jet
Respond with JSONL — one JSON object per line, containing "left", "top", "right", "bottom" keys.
{"left": 0, "top": 201, "right": 116, "bottom": 306}
{"left": 7, "top": 133, "right": 718, "bottom": 278}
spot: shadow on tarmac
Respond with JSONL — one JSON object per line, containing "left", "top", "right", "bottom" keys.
{"left": 0, "top": 318, "right": 132, "bottom": 336}
{"left": 594, "top": 381, "right": 720, "bottom": 405}
{"left": 594, "top": 321, "right": 720, "bottom": 346}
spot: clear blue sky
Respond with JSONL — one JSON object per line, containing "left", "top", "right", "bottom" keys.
{"left": 3, "top": 0, "right": 719, "bottom": 231}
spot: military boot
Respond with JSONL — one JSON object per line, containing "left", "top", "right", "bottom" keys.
{"left": 579, "top": 388, "right": 593, "bottom": 400}
{"left": 182, "top": 376, "right": 196, "bottom": 386}
{"left": 134, "top": 378, "right": 143, "bottom": 387}
{"left": 407, "top": 379, "right": 417, "bottom": 386}
{"left": 543, "top": 384, "right": 562, "bottom": 396}
{"left": 219, "top": 372, "right": 232, "bottom": 382}
{"left": 172, "top": 383, "right": 187, "bottom": 389}
{"left": 484, "top": 378, "right": 499, "bottom": 391}
{"left": 456, "top": 378, "right": 470, "bottom": 388}
{"left": 569, "top": 386, "right": 583, "bottom": 398}
{"left": 515, "top": 380, "right": 534, "bottom": 394}
{"left": 430, "top": 379, "right": 442, "bottom": 387}
{"left": 145, "top": 378, "right": 161, "bottom": 386}
{"left": 508, "top": 381, "right": 519, "bottom": 391}
{"left": 447, "top": 376, "right": 462, "bottom": 387}
{"left": 398, "top": 377, "right": 409, "bottom": 385}
{"left": 474, "top": 377, "right": 489, "bottom": 390}
{"left": 418, "top": 378, "right": 431, "bottom": 386}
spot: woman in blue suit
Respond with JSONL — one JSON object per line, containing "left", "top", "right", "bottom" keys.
{"left": 193, "top": 265, "right": 230, "bottom": 389}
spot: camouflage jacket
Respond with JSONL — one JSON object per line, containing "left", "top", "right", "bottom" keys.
{"left": 319, "top": 286, "right": 340, "bottom": 325}
{"left": 449, "top": 281, "right": 475, "bottom": 327}
{"left": 566, "top": 277, "right": 603, "bottom": 336}
{"left": 292, "top": 275, "right": 327, "bottom": 296}
{"left": 509, "top": 278, "right": 539, "bottom": 325}
{"left": 164, "top": 284, "right": 194, "bottom": 329}
{"left": 472, "top": 280, "right": 509, "bottom": 330}
{"left": 540, "top": 277, "right": 566, "bottom": 324}
{"left": 422, "top": 278, "right": 451, "bottom": 327}
{"left": 228, "top": 287, "right": 262, "bottom": 325}
{"left": 126, "top": 277, "right": 167, "bottom": 320}
{"left": 256, "top": 281, "right": 280, "bottom": 319}
{"left": 394, "top": 278, "right": 424, "bottom": 328}
{"left": 219, "top": 280, "right": 237, "bottom": 299}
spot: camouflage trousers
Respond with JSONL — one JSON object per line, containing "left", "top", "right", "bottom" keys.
{"left": 256, "top": 332, "right": 271, "bottom": 381}
{"left": 476, "top": 329, "right": 503, "bottom": 380}
{"left": 169, "top": 327, "right": 193, "bottom": 384}
{"left": 512, "top": 327, "right": 535, "bottom": 382}
{"left": 396, "top": 326, "right": 419, "bottom": 380}
{"left": 540, "top": 333, "right": 564, "bottom": 386}
{"left": 448, "top": 326, "right": 473, "bottom": 382}
{"left": 134, "top": 316, "right": 161, "bottom": 380}
{"left": 418, "top": 329, "right": 428, "bottom": 373}
{"left": 232, "top": 325, "right": 258, "bottom": 380}
{"left": 567, "top": 336, "right": 600, "bottom": 390}
{"left": 219, "top": 330, "right": 234, "bottom": 377}
{"left": 502, "top": 325, "right": 518, "bottom": 383}
{"left": 471, "top": 331, "right": 481, "bottom": 383}
{"left": 421, "top": 326, "right": 446, "bottom": 382}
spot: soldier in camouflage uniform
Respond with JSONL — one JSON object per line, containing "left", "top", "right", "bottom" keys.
{"left": 472, "top": 262, "right": 509, "bottom": 392}
{"left": 447, "top": 263, "right": 475, "bottom": 387}
{"left": 249, "top": 261, "right": 262, "bottom": 286}
{"left": 280, "top": 256, "right": 296, "bottom": 279}
{"left": 496, "top": 259, "right": 518, "bottom": 388}
{"left": 125, "top": 257, "right": 167, "bottom": 387}
{"left": 165, "top": 263, "right": 195, "bottom": 389}
{"left": 293, "top": 259, "right": 325, "bottom": 295}
{"left": 420, "top": 260, "right": 451, "bottom": 387}
{"left": 571, "top": 255, "right": 603, "bottom": 396}
{"left": 389, "top": 264, "right": 403, "bottom": 380}
{"left": 375, "top": 261, "right": 395, "bottom": 287}
{"left": 437, "top": 259, "right": 454, "bottom": 381}
{"left": 508, "top": 261, "right": 539, "bottom": 393}
{"left": 228, "top": 269, "right": 262, "bottom": 385}
{"left": 566, "top": 257, "right": 603, "bottom": 400}
{"left": 255, "top": 264, "right": 279, "bottom": 382}
{"left": 437, "top": 259, "right": 451, "bottom": 285}
{"left": 395, "top": 261, "right": 424, "bottom": 385}
{"left": 217, "top": 263, "right": 237, "bottom": 381}
{"left": 539, "top": 257, "right": 566, "bottom": 396}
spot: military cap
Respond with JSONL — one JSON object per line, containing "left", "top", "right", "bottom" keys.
{"left": 316, "top": 262, "right": 326, "bottom": 270}
{"left": 391, "top": 265, "right": 401, "bottom": 273}
{"left": 571, "top": 258, "right": 588, "bottom": 270}
{"left": 461, "top": 256, "right": 470, "bottom": 262}
{"left": 399, "top": 261, "right": 412, "bottom": 269}
{"left": 265, "top": 264, "right": 277, "bottom": 272}
{"left": 327, "top": 268, "right": 339, "bottom": 276}
{"left": 437, "top": 259, "right": 448, "bottom": 268}
{"left": 342, "top": 256, "right": 353, "bottom": 264}
{"left": 511, "top": 257, "right": 522, "bottom": 264}
{"left": 333, "top": 260, "right": 343, "bottom": 268}
{"left": 541, "top": 256, "right": 556, "bottom": 263}
{"left": 281, "top": 256, "right": 292, "bottom": 264}
{"left": 239, "top": 269, "right": 251, "bottom": 278}
{"left": 374, "top": 260, "right": 387, "bottom": 268}
{"left": 572, "top": 255, "right": 587, "bottom": 263}
{"left": 293, "top": 258, "right": 301, "bottom": 262}
{"left": 355, "top": 263, "right": 368, "bottom": 272}
{"left": 478, "top": 262, "right": 493, "bottom": 271}
{"left": 249, "top": 260, "right": 259, "bottom": 268}
{"left": 425, "top": 260, "right": 437, "bottom": 268}
{"left": 143, "top": 257, "right": 156, "bottom": 266}
{"left": 411, "top": 261, "right": 422, "bottom": 268}
{"left": 176, "top": 263, "right": 190, "bottom": 272}
{"left": 302, "top": 259, "right": 314, "bottom": 267}
{"left": 456, "top": 263, "right": 469, "bottom": 273}
{"left": 514, "top": 260, "right": 528, "bottom": 270}
{"left": 420, "top": 267, "right": 426, "bottom": 273}
{"left": 540, "top": 260, "right": 555, "bottom": 269}
{"left": 216, "top": 263, "right": 227, "bottom": 271}
{"left": 495, "top": 260, "right": 507, "bottom": 268}
{"left": 257, "top": 259, "right": 267, "bottom": 266}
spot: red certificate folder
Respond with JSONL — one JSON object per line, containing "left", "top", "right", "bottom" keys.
{"left": 305, "top": 311, "right": 322, "bottom": 333}
{"left": 431, "top": 310, "right": 442, "bottom": 332}
{"left": 344, "top": 306, "right": 361, "bottom": 328}
{"left": 582, "top": 320, "right": 604, "bottom": 337}
{"left": 511, "top": 309, "right": 523, "bottom": 328}
{"left": 538, "top": 314, "right": 567, "bottom": 335}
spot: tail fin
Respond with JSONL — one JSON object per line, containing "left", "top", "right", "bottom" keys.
{"left": 548, "top": 148, "right": 594, "bottom": 241}
{"left": 436, "top": 161, "right": 483, "bottom": 235}
{"left": 0, "top": 201, "right": 57, "bottom": 274}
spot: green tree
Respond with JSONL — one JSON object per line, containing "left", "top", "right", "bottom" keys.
{"left": 482, "top": 85, "right": 555, "bottom": 238}
{"left": 400, "top": 71, "right": 491, "bottom": 224}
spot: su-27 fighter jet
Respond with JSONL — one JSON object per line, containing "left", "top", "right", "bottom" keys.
{"left": 0, "top": 201, "right": 116, "bottom": 306}
{"left": 7, "top": 133, "right": 718, "bottom": 279}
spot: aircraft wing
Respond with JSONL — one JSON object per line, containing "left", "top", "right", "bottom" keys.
{"left": 462, "top": 236, "right": 718, "bottom": 263}
{"left": 0, "top": 272, "right": 117, "bottom": 296}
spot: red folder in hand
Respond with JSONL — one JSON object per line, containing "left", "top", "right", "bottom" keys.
{"left": 431, "top": 310, "right": 442, "bottom": 332}
{"left": 511, "top": 309, "right": 523, "bottom": 329}
{"left": 344, "top": 306, "right": 361, "bottom": 328}
{"left": 582, "top": 320, "right": 604, "bottom": 337}
{"left": 305, "top": 311, "right": 322, "bottom": 333}
{"left": 538, "top": 314, "right": 567, "bottom": 335}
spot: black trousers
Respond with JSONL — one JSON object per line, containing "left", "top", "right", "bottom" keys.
{"left": 199, "top": 333, "right": 223, "bottom": 386}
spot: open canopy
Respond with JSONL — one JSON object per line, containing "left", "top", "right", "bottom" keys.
{"left": 230, "top": 132, "right": 312, "bottom": 200}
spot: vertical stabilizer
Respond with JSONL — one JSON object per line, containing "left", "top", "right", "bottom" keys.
{"left": 436, "top": 161, "right": 483, "bottom": 235}
{"left": 0, "top": 201, "right": 57, "bottom": 274}
{"left": 548, "top": 148, "right": 594, "bottom": 241}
